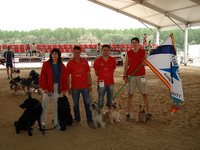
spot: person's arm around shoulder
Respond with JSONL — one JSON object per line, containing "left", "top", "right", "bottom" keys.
{"left": 123, "top": 54, "right": 129, "bottom": 83}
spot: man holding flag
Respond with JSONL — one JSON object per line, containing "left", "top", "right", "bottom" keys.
{"left": 124, "top": 37, "right": 153, "bottom": 121}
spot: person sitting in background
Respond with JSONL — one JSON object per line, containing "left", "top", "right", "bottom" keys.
{"left": 25, "top": 44, "right": 31, "bottom": 57}
{"left": 31, "top": 43, "right": 37, "bottom": 56}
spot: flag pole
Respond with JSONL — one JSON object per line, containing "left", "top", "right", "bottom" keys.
{"left": 113, "top": 64, "right": 142, "bottom": 99}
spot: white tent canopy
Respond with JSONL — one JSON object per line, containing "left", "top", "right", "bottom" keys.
{"left": 88, "top": 0, "right": 200, "bottom": 64}
{"left": 88, "top": 0, "right": 200, "bottom": 30}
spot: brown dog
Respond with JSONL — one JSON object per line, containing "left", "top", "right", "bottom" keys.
{"left": 135, "top": 105, "right": 146, "bottom": 123}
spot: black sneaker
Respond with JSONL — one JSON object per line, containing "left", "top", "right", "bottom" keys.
{"left": 126, "top": 114, "right": 130, "bottom": 121}
{"left": 10, "top": 74, "right": 13, "bottom": 78}
{"left": 146, "top": 113, "right": 153, "bottom": 120}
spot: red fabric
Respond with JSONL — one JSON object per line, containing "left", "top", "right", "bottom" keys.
{"left": 93, "top": 56, "right": 116, "bottom": 85}
{"left": 66, "top": 57, "right": 90, "bottom": 89}
{"left": 39, "top": 61, "right": 68, "bottom": 93}
{"left": 127, "top": 49, "right": 146, "bottom": 76}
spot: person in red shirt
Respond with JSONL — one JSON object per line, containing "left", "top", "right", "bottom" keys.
{"left": 124, "top": 37, "right": 152, "bottom": 121}
{"left": 39, "top": 48, "right": 68, "bottom": 129}
{"left": 93, "top": 44, "right": 116, "bottom": 109}
{"left": 66, "top": 46, "right": 93, "bottom": 127}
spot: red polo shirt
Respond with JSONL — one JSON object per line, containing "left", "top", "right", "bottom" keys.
{"left": 127, "top": 49, "right": 146, "bottom": 76}
{"left": 66, "top": 57, "right": 90, "bottom": 89}
{"left": 93, "top": 56, "right": 116, "bottom": 85}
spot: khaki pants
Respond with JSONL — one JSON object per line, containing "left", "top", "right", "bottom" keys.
{"left": 127, "top": 75, "right": 147, "bottom": 94}
{"left": 41, "top": 83, "right": 61, "bottom": 127}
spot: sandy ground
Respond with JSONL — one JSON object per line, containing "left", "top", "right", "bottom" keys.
{"left": 0, "top": 65, "right": 199, "bottom": 150}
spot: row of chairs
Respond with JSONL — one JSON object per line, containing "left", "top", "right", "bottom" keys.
{"left": 0, "top": 44, "right": 134, "bottom": 50}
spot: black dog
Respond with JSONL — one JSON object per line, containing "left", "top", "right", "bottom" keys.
{"left": 57, "top": 95, "right": 73, "bottom": 131}
{"left": 14, "top": 95, "right": 44, "bottom": 136}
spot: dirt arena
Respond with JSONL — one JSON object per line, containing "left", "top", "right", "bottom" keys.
{"left": 0, "top": 65, "right": 199, "bottom": 150}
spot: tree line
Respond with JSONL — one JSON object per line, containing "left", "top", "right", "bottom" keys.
{"left": 0, "top": 28, "right": 199, "bottom": 50}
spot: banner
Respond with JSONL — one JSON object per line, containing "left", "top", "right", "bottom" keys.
{"left": 144, "top": 34, "right": 184, "bottom": 113}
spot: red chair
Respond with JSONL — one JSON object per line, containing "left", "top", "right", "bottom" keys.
{"left": 69, "top": 47, "right": 73, "bottom": 52}
{"left": 125, "top": 44, "right": 129, "bottom": 48}
{"left": 63, "top": 45, "right": 68, "bottom": 49}
{"left": 81, "top": 48, "right": 86, "bottom": 52}
{"left": 42, "top": 45, "right": 46, "bottom": 48}
{"left": 8, "top": 45, "right": 13, "bottom": 49}
{"left": 14, "top": 49, "right": 19, "bottom": 53}
{"left": 60, "top": 49, "right": 64, "bottom": 52}
{"left": 69, "top": 45, "right": 73, "bottom": 50}
{"left": 36, "top": 45, "right": 41, "bottom": 50}
{"left": 20, "top": 49, "right": 25, "bottom": 53}
{"left": 52, "top": 45, "right": 57, "bottom": 49}
{"left": 2, "top": 45, "right": 7, "bottom": 49}
{"left": 65, "top": 48, "right": 70, "bottom": 52}
{"left": 47, "top": 45, "right": 52, "bottom": 49}
{"left": 89, "top": 44, "right": 93, "bottom": 48}
{"left": 0, "top": 45, "right": 1, "bottom": 50}
{"left": 49, "top": 49, "right": 52, "bottom": 53}
{"left": 14, "top": 45, "right": 19, "bottom": 49}
{"left": 84, "top": 45, "right": 88, "bottom": 48}
{"left": 20, "top": 45, "right": 24, "bottom": 49}
{"left": 58, "top": 45, "right": 62, "bottom": 49}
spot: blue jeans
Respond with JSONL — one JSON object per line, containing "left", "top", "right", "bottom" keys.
{"left": 97, "top": 84, "right": 114, "bottom": 108}
{"left": 72, "top": 88, "right": 92, "bottom": 124}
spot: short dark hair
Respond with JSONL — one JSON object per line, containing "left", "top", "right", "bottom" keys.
{"left": 102, "top": 44, "right": 110, "bottom": 50}
{"left": 49, "top": 48, "right": 62, "bottom": 63}
{"left": 131, "top": 37, "right": 139, "bottom": 43}
{"left": 73, "top": 46, "right": 81, "bottom": 51}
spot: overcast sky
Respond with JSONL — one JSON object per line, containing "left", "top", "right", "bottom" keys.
{"left": 0, "top": 0, "right": 149, "bottom": 31}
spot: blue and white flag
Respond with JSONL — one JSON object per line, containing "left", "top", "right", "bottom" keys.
{"left": 144, "top": 33, "right": 184, "bottom": 113}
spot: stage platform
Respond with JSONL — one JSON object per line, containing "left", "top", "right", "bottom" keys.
{"left": 0, "top": 55, "right": 123, "bottom": 69}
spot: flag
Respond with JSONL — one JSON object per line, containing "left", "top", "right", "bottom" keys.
{"left": 144, "top": 33, "right": 184, "bottom": 113}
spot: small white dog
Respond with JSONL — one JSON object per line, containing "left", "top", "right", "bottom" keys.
{"left": 90, "top": 102, "right": 106, "bottom": 128}
{"left": 104, "top": 101, "right": 121, "bottom": 124}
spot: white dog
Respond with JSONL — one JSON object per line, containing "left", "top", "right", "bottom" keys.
{"left": 104, "top": 101, "right": 121, "bottom": 124}
{"left": 90, "top": 102, "right": 106, "bottom": 128}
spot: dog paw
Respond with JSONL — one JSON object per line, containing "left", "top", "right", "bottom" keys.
{"left": 28, "top": 132, "right": 33, "bottom": 136}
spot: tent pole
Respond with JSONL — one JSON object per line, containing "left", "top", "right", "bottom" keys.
{"left": 156, "top": 27, "right": 160, "bottom": 45}
{"left": 184, "top": 24, "right": 188, "bottom": 66}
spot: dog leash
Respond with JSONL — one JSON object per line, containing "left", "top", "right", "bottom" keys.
{"left": 113, "top": 64, "right": 142, "bottom": 100}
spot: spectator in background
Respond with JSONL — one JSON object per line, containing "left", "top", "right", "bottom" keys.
{"left": 25, "top": 44, "right": 31, "bottom": 57}
{"left": 31, "top": 43, "right": 37, "bottom": 56}
{"left": 4, "top": 46, "right": 14, "bottom": 79}
{"left": 143, "top": 33, "right": 147, "bottom": 43}
{"left": 97, "top": 43, "right": 101, "bottom": 52}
